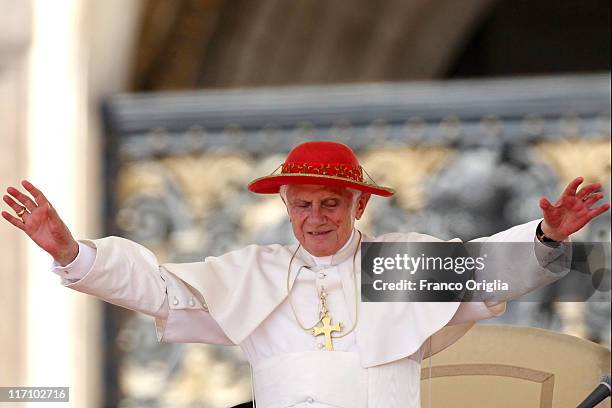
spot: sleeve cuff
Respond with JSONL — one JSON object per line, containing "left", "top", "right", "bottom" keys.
{"left": 533, "top": 231, "right": 572, "bottom": 275}
{"left": 51, "top": 241, "right": 97, "bottom": 282}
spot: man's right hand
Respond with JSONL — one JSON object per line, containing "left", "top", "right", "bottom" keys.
{"left": 2, "top": 180, "right": 79, "bottom": 266}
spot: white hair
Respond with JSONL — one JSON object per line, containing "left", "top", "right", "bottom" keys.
{"left": 279, "top": 185, "right": 362, "bottom": 209}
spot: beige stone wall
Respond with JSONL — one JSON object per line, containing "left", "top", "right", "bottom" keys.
{"left": 0, "top": 0, "right": 31, "bottom": 389}
{"left": 0, "top": 1, "right": 141, "bottom": 406}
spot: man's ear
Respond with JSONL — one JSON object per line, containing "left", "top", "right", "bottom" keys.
{"left": 355, "top": 193, "right": 371, "bottom": 220}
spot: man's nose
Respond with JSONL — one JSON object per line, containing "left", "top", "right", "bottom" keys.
{"left": 309, "top": 205, "right": 326, "bottom": 223}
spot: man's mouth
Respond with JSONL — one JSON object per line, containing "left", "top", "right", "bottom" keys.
{"left": 308, "top": 230, "right": 332, "bottom": 237}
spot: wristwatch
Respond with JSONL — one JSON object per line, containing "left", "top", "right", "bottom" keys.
{"left": 536, "top": 221, "right": 561, "bottom": 247}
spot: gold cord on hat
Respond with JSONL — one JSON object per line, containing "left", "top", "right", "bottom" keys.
{"left": 269, "top": 163, "right": 283, "bottom": 175}
{"left": 360, "top": 165, "right": 382, "bottom": 187}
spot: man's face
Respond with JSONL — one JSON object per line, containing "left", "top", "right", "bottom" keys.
{"left": 283, "top": 184, "right": 370, "bottom": 256}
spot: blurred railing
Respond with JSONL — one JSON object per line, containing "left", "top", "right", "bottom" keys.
{"left": 101, "top": 74, "right": 611, "bottom": 408}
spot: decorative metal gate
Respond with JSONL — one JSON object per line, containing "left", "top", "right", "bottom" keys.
{"left": 101, "top": 74, "right": 611, "bottom": 408}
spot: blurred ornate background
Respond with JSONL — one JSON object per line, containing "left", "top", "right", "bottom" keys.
{"left": 104, "top": 75, "right": 611, "bottom": 408}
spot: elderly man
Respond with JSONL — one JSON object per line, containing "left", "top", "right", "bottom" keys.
{"left": 2, "top": 141, "right": 609, "bottom": 408}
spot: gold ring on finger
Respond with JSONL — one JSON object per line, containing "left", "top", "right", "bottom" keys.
{"left": 17, "top": 207, "right": 27, "bottom": 217}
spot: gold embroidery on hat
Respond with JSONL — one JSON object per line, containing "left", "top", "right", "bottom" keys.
{"left": 281, "top": 162, "right": 364, "bottom": 182}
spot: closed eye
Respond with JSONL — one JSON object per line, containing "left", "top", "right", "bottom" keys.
{"left": 293, "top": 201, "right": 310, "bottom": 208}
{"left": 323, "top": 199, "right": 339, "bottom": 207}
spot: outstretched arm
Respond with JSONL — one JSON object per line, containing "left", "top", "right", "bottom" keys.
{"left": 449, "top": 177, "right": 609, "bottom": 325}
{"left": 2, "top": 180, "right": 169, "bottom": 317}
{"left": 2, "top": 181, "right": 232, "bottom": 344}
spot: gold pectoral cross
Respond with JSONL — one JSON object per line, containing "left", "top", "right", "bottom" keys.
{"left": 312, "top": 287, "right": 342, "bottom": 351}
{"left": 312, "top": 314, "right": 343, "bottom": 351}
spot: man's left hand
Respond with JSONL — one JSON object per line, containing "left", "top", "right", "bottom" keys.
{"left": 539, "top": 176, "right": 610, "bottom": 241}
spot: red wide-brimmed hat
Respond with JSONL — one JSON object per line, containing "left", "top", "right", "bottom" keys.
{"left": 248, "top": 141, "right": 395, "bottom": 197}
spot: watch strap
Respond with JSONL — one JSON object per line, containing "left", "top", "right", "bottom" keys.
{"left": 536, "top": 221, "right": 562, "bottom": 247}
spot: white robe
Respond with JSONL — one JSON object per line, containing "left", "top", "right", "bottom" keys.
{"left": 54, "top": 219, "right": 570, "bottom": 408}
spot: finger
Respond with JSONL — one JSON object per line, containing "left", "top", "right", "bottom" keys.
{"left": 3, "top": 195, "right": 28, "bottom": 215}
{"left": 576, "top": 182, "right": 602, "bottom": 200}
{"left": 588, "top": 203, "right": 611, "bottom": 220}
{"left": 21, "top": 180, "right": 50, "bottom": 206}
{"left": 539, "top": 197, "right": 552, "bottom": 210}
{"left": 3, "top": 195, "right": 32, "bottom": 223}
{"left": 561, "top": 176, "right": 583, "bottom": 197}
{"left": 582, "top": 192, "right": 604, "bottom": 208}
{"left": 1, "top": 211, "right": 27, "bottom": 232}
{"left": 6, "top": 186, "right": 37, "bottom": 211}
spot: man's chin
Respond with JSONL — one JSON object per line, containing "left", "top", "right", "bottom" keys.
{"left": 303, "top": 241, "right": 337, "bottom": 257}
{"left": 308, "top": 249, "right": 336, "bottom": 257}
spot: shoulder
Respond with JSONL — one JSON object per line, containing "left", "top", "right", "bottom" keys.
{"left": 363, "top": 231, "right": 461, "bottom": 243}
{"left": 204, "top": 242, "right": 295, "bottom": 263}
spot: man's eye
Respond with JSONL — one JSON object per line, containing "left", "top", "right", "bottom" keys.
{"left": 324, "top": 200, "right": 338, "bottom": 207}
